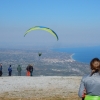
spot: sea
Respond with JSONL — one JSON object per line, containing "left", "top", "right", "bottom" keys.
{"left": 53, "top": 46, "right": 100, "bottom": 64}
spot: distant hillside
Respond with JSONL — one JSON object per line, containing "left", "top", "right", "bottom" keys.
{"left": 0, "top": 48, "right": 90, "bottom": 76}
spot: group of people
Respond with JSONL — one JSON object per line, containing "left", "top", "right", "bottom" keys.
{"left": 78, "top": 58, "right": 100, "bottom": 100}
{"left": 0, "top": 64, "right": 33, "bottom": 76}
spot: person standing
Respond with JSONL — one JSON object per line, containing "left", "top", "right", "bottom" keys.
{"left": 8, "top": 65, "right": 12, "bottom": 76}
{"left": 78, "top": 58, "right": 100, "bottom": 100}
{"left": 29, "top": 65, "right": 33, "bottom": 76}
{"left": 0, "top": 63, "right": 2, "bottom": 76}
{"left": 17, "top": 65, "right": 22, "bottom": 76}
{"left": 26, "top": 65, "right": 30, "bottom": 76}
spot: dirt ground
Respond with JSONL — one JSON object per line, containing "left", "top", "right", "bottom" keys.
{"left": 0, "top": 76, "right": 82, "bottom": 100}
{"left": 0, "top": 95, "right": 81, "bottom": 100}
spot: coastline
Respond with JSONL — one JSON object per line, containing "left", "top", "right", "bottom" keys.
{"left": 70, "top": 53, "right": 75, "bottom": 61}
{"left": 53, "top": 47, "right": 100, "bottom": 64}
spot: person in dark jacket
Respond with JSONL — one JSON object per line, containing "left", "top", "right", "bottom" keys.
{"left": 8, "top": 65, "right": 12, "bottom": 76}
{"left": 29, "top": 65, "right": 33, "bottom": 76}
{"left": 0, "top": 63, "right": 2, "bottom": 76}
{"left": 78, "top": 58, "right": 100, "bottom": 100}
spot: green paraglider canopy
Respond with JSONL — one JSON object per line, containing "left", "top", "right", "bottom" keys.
{"left": 24, "top": 26, "right": 59, "bottom": 41}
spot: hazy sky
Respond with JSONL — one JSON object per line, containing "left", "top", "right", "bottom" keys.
{"left": 0, "top": 0, "right": 100, "bottom": 48}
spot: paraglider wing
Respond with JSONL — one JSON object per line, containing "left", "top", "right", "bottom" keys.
{"left": 24, "top": 26, "right": 59, "bottom": 41}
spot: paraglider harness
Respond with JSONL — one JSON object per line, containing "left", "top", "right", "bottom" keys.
{"left": 85, "top": 95, "right": 100, "bottom": 100}
{"left": 38, "top": 52, "right": 42, "bottom": 57}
